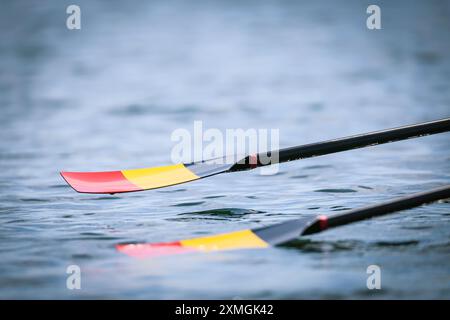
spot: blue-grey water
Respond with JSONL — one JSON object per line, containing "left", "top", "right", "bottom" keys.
{"left": 0, "top": 0, "right": 449, "bottom": 299}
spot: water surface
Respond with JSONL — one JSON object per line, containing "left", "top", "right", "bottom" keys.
{"left": 0, "top": 0, "right": 449, "bottom": 299}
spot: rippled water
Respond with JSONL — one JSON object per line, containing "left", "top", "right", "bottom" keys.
{"left": 1, "top": 0, "right": 449, "bottom": 299}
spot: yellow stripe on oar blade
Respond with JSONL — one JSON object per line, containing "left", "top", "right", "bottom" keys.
{"left": 122, "top": 163, "right": 199, "bottom": 190}
{"left": 180, "top": 229, "right": 269, "bottom": 251}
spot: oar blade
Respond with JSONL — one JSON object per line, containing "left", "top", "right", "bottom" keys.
{"left": 116, "top": 217, "right": 319, "bottom": 259}
{"left": 61, "top": 161, "right": 235, "bottom": 194}
{"left": 61, "top": 163, "right": 199, "bottom": 194}
{"left": 117, "top": 229, "right": 271, "bottom": 258}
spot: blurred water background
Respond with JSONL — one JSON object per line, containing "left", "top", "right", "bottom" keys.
{"left": 0, "top": 0, "right": 449, "bottom": 299}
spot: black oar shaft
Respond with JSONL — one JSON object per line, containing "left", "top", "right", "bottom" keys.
{"left": 327, "top": 185, "right": 450, "bottom": 229}
{"left": 302, "top": 185, "right": 450, "bottom": 236}
{"left": 263, "top": 118, "right": 450, "bottom": 166}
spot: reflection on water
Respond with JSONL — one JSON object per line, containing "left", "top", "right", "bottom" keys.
{"left": 0, "top": 0, "right": 449, "bottom": 299}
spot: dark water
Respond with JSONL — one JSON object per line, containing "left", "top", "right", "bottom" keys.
{"left": 1, "top": 0, "right": 449, "bottom": 299}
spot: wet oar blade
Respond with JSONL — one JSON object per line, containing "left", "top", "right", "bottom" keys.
{"left": 117, "top": 229, "right": 271, "bottom": 258}
{"left": 117, "top": 217, "right": 318, "bottom": 258}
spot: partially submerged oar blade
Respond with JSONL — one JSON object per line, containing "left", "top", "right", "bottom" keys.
{"left": 117, "top": 229, "right": 270, "bottom": 258}
{"left": 116, "top": 185, "right": 450, "bottom": 259}
{"left": 117, "top": 216, "right": 319, "bottom": 259}
{"left": 60, "top": 162, "right": 232, "bottom": 194}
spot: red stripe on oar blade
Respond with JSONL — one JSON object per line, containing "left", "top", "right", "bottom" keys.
{"left": 116, "top": 242, "right": 197, "bottom": 259}
{"left": 60, "top": 171, "right": 141, "bottom": 193}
